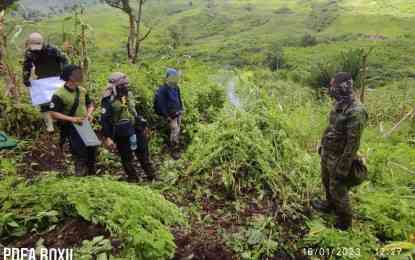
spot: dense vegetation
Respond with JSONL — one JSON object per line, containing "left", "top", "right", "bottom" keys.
{"left": 1, "top": 0, "right": 415, "bottom": 259}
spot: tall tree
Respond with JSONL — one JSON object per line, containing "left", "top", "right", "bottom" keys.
{"left": 103, "top": 0, "right": 152, "bottom": 64}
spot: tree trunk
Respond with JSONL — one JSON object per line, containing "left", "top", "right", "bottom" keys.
{"left": 360, "top": 53, "right": 368, "bottom": 103}
{"left": 127, "top": 13, "right": 137, "bottom": 63}
{"left": 79, "top": 10, "right": 89, "bottom": 80}
{"left": 0, "top": 10, "right": 19, "bottom": 101}
{"left": 131, "top": 0, "right": 144, "bottom": 64}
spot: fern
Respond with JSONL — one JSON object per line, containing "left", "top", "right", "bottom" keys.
{"left": 0, "top": 175, "right": 185, "bottom": 259}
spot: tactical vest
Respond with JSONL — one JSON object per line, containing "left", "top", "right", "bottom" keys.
{"left": 54, "top": 85, "right": 88, "bottom": 117}
{"left": 111, "top": 97, "right": 136, "bottom": 125}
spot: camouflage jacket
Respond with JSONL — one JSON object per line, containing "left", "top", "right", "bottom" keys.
{"left": 321, "top": 100, "right": 368, "bottom": 176}
{"left": 22, "top": 44, "right": 68, "bottom": 85}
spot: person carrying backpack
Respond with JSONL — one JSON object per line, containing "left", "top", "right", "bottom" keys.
{"left": 49, "top": 65, "right": 97, "bottom": 176}
{"left": 101, "top": 72, "right": 155, "bottom": 182}
{"left": 154, "top": 68, "right": 184, "bottom": 160}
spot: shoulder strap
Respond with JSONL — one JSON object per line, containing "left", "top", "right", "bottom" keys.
{"left": 68, "top": 87, "right": 80, "bottom": 117}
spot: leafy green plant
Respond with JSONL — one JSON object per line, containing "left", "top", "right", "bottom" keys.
{"left": 0, "top": 96, "right": 43, "bottom": 138}
{"left": 303, "top": 219, "right": 379, "bottom": 260}
{"left": 76, "top": 236, "right": 113, "bottom": 260}
{"left": 0, "top": 175, "right": 186, "bottom": 259}
{"left": 224, "top": 215, "right": 281, "bottom": 260}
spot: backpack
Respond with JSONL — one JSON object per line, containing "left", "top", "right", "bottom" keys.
{"left": 153, "top": 86, "right": 164, "bottom": 116}
{"left": 0, "top": 132, "right": 17, "bottom": 150}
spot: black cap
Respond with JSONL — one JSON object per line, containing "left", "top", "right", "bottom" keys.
{"left": 333, "top": 72, "right": 352, "bottom": 86}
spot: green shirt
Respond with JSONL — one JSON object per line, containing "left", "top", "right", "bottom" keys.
{"left": 50, "top": 85, "right": 91, "bottom": 117}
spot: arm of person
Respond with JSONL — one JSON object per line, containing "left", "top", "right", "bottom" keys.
{"left": 49, "top": 94, "right": 83, "bottom": 124}
{"left": 336, "top": 109, "right": 368, "bottom": 178}
{"left": 101, "top": 97, "right": 115, "bottom": 149}
{"left": 50, "top": 111, "right": 83, "bottom": 124}
{"left": 85, "top": 93, "right": 95, "bottom": 121}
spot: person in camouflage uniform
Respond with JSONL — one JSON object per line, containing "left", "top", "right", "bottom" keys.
{"left": 312, "top": 72, "right": 368, "bottom": 230}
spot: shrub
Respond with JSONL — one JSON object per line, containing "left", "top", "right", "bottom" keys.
{"left": 301, "top": 34, "right": 318, "bottom": 47}
{"left": 181, "top": 73, "right": 321, "bottom": 211}
{"left": 0, "top": 175, "right": 185, "bottom": 259}
{"left": 307, "top": 48, "right": 370, "bottom": 96}
{"left": 0, "top": 96, "right": 43, "bottom": 138}
{"left": 263, "top": 44, "right": 286, "bottom": 72}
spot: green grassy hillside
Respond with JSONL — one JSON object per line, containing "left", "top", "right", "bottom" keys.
{"left": 12, "top": 0, "right": 415, "bottom": 85}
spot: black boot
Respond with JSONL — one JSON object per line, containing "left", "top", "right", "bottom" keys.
{"left": 138, "top": 155, "right": 156, "bottom": 181}
{"left": 122, "top": 160, "right": 140, "bottom": 182}
{"left": 311, "top": 198, "right": 334, "bottom": 213}
{"left": 169, "top": 143, "right": 181, "bottom": 160}
{"left": 335, "top": 213, "right": 352, "bottom": 230}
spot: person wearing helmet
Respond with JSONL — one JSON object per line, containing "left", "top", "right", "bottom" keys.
{"left": 312, "top": 72, "right": 368, "bottom": 230}
{"left": 101, "top": 72, "right": 156, "bottom": 182}
{"left": 49, "top": 65, "right": 97, "bottom": 177}
{"left": 23, "top": 32, "right": 68, "bottom": 133}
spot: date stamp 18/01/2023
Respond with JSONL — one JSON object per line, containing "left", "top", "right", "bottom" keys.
{"left": 303, "top": 247, "right": 404, "bottom": 258}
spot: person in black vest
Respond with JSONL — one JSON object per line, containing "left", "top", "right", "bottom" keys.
{"left": 101, "top": 72, "right": 155, "bottom": 182}
{"left": 23, "top": 32, "right": 68, "bottom": 133}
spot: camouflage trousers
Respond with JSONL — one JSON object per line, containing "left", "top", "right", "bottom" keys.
{"left": 321, "top": 152, "right": 352, "bottom": 229}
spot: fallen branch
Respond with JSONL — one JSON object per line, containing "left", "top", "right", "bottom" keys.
{"left": 388, "top": 161, "right": 415, "bottom": 175}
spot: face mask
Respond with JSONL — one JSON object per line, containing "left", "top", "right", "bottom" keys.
{"left": 166, "top": 76, "right": 179, "bottom": 86}
{"left": 116, "top": 84, "right": 129, "bottom": 97}
{"left": 329, "top": 79, "right": 354, "bottom": 103}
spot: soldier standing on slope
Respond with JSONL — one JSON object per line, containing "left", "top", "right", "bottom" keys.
{"left": 312, "top": 72, "right": 369, "bottom": 230}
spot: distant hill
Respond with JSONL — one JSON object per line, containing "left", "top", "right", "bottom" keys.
{"left": 18, "top": 0, "right": 99, "bottom": 19}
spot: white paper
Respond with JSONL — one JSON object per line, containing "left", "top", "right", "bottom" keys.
{"left": 73, "top": 120, "right": 102, "bottom": 147}
{"left": 30, "top": 77, "right": 65, "bottom": 106}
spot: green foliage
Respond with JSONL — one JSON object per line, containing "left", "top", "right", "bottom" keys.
{"left": 365, "top": 80, "right": 415, "bottom": 125}
{"left": 224, "top": 215, "right": 281, "bottom": 260}
{"left": 3, "top": 1, "right": 415, "bottom": 259}
{"left": 0, "top": 96, "right": 43, "bottom": 138}
{"left": 76, "top": 236, "right": 113, "bottom": 260}
{"left": 263, "top": 44, "right": 286, "bottom": 71}
{"left": 185, "top": 108, "right": 285, "bottom": 195}
{"left": 303, "top": 219, "right": 379, "bottom": 259}
{"left": 181, "top": 71, "right": 321, "bottom": 213}
{"left": 357, "top": 190, "right": 415, "bottom": 241}
{"left": 307, "top": 0, "right": 339, "bottom": 32}
{"left": 307, "top": 48, "right": 369, "bottom": 93}
{"left": 0, "top": 175, "right": 185, "bottom": 259}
